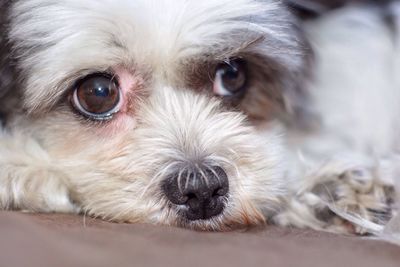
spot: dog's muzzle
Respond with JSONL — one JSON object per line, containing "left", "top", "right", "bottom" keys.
{"left": 162, "top": 166, "right": 229, "bottom": 221}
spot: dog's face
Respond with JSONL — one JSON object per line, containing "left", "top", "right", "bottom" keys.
{"left": 5, "top": 0, "right": 310, "bottom": 230}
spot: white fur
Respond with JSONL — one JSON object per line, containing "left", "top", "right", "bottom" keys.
{"left": 284, "top": 4, "right": 400, "bottom": 235}
{"left": 292, "top": 4, "right": 400, "bottom": 187}
{"left": 303, "top": 5, "right": 400, "bottom": 156}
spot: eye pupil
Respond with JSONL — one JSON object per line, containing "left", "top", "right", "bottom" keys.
{"left": 222, "top": 67, "right": 239, "bottom": 80}
{"left": 72, "top": 74, "right": 121, "bottom": 120}
{"left": 94, "top": 86, "right": 111, "bottom": 97}
{"left": 214, "top": 59, "right": 247, "bottom": 97}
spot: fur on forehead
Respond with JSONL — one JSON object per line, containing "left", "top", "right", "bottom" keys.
{"left": 8, "top": 0, "right": 306, "bottom": 113}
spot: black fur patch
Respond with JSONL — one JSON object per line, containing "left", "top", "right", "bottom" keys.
{"left": 0, "top": 0, "right": 22, "bottom": 123}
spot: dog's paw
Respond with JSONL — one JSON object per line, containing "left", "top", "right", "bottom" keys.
{"left": 0, "top": 168, "right": 80, "bottom": 214}
{"left": 30, "top": 173, "right": 80, "bottom": 214}
{"left": 274, "top": 164, "right": 398, "bottom": 235}
{"left": 308, "top": 168, "right": 396, "bottom": 234}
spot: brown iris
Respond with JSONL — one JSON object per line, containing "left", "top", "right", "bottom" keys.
{"left": 72, "top": 74, "right": 121, "bottom": 120}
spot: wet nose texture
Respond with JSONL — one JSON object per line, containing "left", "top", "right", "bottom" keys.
{"left": 162, "top": 166, "right": 229, "bottom": 221}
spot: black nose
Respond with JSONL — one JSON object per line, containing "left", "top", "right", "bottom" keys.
{"left": 162, "top": 166, "right": 229, "bottom": 221}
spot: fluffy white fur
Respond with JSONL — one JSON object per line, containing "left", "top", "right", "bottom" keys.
{"left": 0, "top": 0, "right": 399, "bottom": 236}
{"left": 282, "top": 3, "right": 400, "bottom": 235}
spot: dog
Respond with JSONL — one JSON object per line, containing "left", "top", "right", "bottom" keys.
{"left": 0, "top": 0, "right": 398, "bottom": 234}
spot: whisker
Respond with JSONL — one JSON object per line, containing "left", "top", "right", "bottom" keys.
{"left": 207, "top": 165, "right": 221, "bottom": 186}
{"left": 177, "top": 167, "right": 186, "bottom": 193}
{"left": 197, "top": 165, "right": 209, "bottom": 187}
{"left": 140, "top": 161, "right": 180, "bottom": 198}
{"left": 184, "top": 169, "right": 191, "bottom": 192}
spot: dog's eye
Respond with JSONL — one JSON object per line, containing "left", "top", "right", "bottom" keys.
{"left": 71, "top": 74, "right": 122, "bottom": 121}
{"left": 213, "top": 59, "right": 247, "bottom": 97}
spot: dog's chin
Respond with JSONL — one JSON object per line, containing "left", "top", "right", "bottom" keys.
{"left": 160, "top": 200, "right": 266, "bottom": 231}
{"left": 176, "top": 214, "right": 266, "bottom": 232}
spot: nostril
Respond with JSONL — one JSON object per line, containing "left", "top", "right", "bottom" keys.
{"left": 186, "top": 192, "right": 197, "bottom": 202}
{"left": 212, "top": 187, "right": 225, "bottom": 197}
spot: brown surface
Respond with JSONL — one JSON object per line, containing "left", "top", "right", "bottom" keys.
{"left": 0, "top": 212, "right": 399, "bottom": 267}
